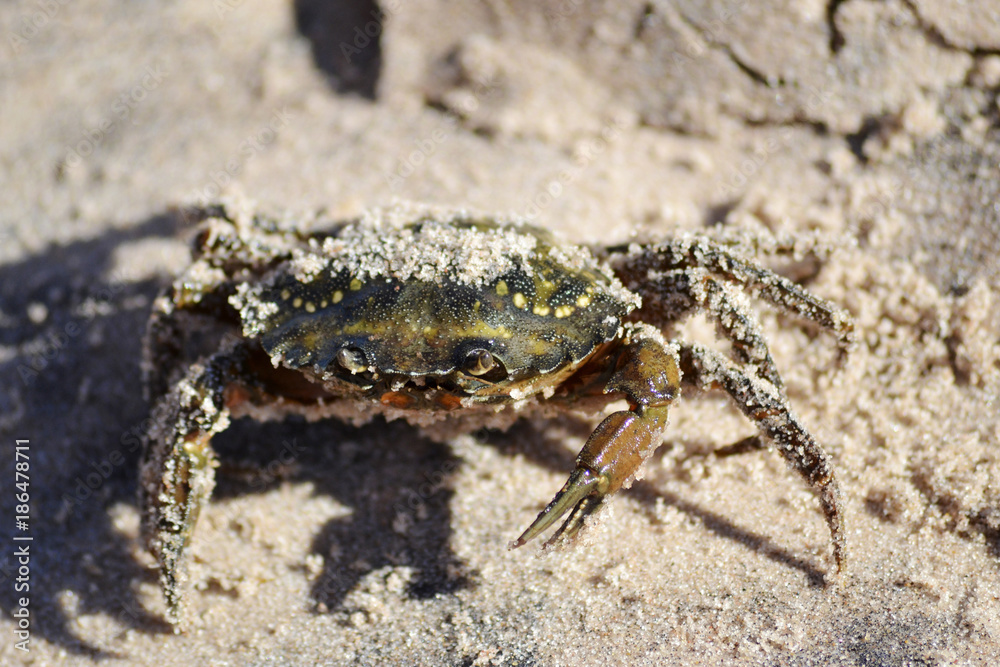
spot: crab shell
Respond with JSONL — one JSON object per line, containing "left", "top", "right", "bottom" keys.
{"left": 230, "top": 215, "right": 640, "bottom": 405}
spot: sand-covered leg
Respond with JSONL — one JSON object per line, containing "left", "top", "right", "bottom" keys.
{"left": 612, "top": 237, "right": 855, "bottom": 352}
{"left": 512, "top": 325, "right": 681, "bottom": 548}
{"left": 699, "top": 277, "right": 787, "bottom": 394}
{"left": 140, "top": 344, "right": 248, "bottom": 628}
{"left": 679, "top": 342, "right": 846, "bottom": 573}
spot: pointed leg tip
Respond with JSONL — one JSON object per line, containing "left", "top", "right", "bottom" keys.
{"left": 821, "top": 546, "right": 847, "bottom": 588}
{"left": 826, "top": 568, "right": 848, "bottom": 590}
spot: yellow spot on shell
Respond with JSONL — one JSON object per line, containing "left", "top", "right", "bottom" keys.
{"left": 554, "top": 305, "right": 574, "bottom": 318}
{"left": 513, "top": 293, "right": 527, "bottom": 309}
{"left": 281, "top": 289, "right": 291, "bottom": 300}
{"left": 300, "top": 331, "right": 321, "bottom": 348}
{"left": 332, "top": 291, "right": 343, "bottom": 303}
{"left": 576, "top": 294, "right": 591, "bottom": 308}
{"left": 320, "top": 300, "right": 328, "bottom": 308}
{"left": 537, "top": 280, "right": 557, "bottom": 301}
{"left": 305, "top": 302, "right": 316, "bottom": 313}
{"left": 496, "top": 280, "right": 509, "bottom": 296}
{"left": 533, "top": 304, "right": 551, "bottom": 317}
{"left": 473, "top": 300, "right": 481, "bottom": 312}
{"left": 350, "top": 278, "right": 362, "bottom": 291}
{"left": 293, "top": 297, "right": 302, "bottom": 308}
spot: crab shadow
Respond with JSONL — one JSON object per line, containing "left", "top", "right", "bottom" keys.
{"left": 0, "top": 212, "right": 473, "bottom": 651}
{"left": 479, "top": 420, "right": 829, "bottom": 587}
{"left": 293, "top": 0, "right": 383, "bottom": 99}
{"left": 211, "top": 416, "right": 472, "bottom": 614}
{"left": 0, "top": 214, "right": 183, "bottom": 656}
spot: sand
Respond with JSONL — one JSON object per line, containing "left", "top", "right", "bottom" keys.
{"left": 1, "top": 0, "right": 999, "bottom": 664}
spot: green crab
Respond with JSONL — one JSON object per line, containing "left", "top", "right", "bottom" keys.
{"left": 141, "top": 200, "right": 852, "bottom": 627}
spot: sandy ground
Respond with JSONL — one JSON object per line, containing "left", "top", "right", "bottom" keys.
{"left": 2, "top": 0, "right": 1000, "bottom": 665}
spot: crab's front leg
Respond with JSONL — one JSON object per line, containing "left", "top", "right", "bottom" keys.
{"left": 512, "top": 325, "right": 680, "bottom": 548}
{"left": 140, "top": 342, "right": 248, "bottom": 628}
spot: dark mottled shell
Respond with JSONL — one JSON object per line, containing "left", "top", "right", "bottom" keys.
{"left": 237, "top": 217, "right": 636, "bottom": 380}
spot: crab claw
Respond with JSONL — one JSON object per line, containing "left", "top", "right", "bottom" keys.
{"left": 511, "top": 329, "right": 678, "bottom": 550}
{"left": 510, "top": 466, "right": 610, "bottom": 548}
{"left": 511, "top": 402, "right": 672, "bottom": 549}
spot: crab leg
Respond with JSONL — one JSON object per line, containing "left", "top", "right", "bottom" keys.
{"left": 512, "top": 326, "right": 681, "bottom": 548}
{"left": 612, "top": 238, "right": 855, "bottom": 352}
{"left": 140, "top": 343, "right": 248, "bottom": 627}
{"left": 679, "top": 342, "right": 846, "bottom": 572}
{"left": 699, "top": 277, "right": 787, "bottom": 394}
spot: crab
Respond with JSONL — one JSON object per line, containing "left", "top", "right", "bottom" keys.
{"left": 141, "top": 200, "right": 853, "bottom": 628}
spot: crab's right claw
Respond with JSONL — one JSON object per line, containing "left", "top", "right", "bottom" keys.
{"left": 511, "top": 403, "right": 672, "bottom": 550}
{"left": 511, "top": 328, "right": 679, "bottom": 551}
{"left": 510, "top": 467, "right": 610, "bottom": 549}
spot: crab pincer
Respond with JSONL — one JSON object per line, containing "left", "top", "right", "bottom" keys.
{"left": 513, "top": 327, "right": 680, "bottom": 549}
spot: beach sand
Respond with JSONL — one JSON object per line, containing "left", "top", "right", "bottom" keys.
{"left": 1, "top": 1, "right": 999, "bottom": 664}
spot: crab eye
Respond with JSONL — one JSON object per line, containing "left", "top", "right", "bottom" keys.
{"left": 465, "top": 349, "right": 495, "bottom": 376}
{"left": 336, "top": 347, "right": 367, "bottom": 374}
